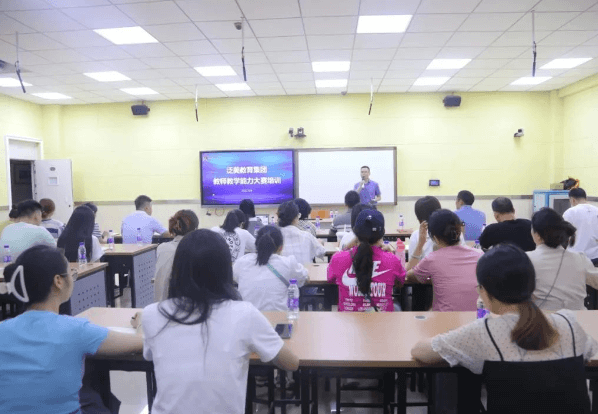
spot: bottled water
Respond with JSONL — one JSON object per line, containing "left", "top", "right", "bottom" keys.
{"left": 287, "top": 279, "right": 300, "bottom": 320}
{"left": 334, "top": 210, "right": 339, "bottom": 219}
{"left": 477, "top": 298, "right": 489, "bottom": 319}
{"left": 107, "top": 230, "right": 115, "bottom": 250}
{"left": 315, "top": 217, "right": 321, "bottom": 229}
{"left": 473, "top": 239, "right": 481, "bottom": 249}
{"left": 329, "top": 210, "right": 334, "bottom": 219}
{"left": 3, "top": 245, "right": 11, "bottom": 264}
{"left": 78, "top": 242, "right": 87, "bottom": 266}
{"left": 398, "top": 214, "right": 404, "bottom": 231}
{"left": 136, "top": 228, "right": 143, "bottom": 245}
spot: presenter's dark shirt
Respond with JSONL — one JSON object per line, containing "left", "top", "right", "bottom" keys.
{"left": 479, "top": 219, "right": 536, "bottom": 252}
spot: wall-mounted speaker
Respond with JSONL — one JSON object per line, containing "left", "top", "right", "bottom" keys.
{"left": 443, "top": 95, "right": 461, "bottom": 107}
{"left": 131, "top": 104, "right": 150, "bottom": 116}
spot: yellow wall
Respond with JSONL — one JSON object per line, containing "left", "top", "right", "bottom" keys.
{"left": 560, "top": 73, "right": 598, "bottom": 195}
{"left": 37, "top": 91, "right": 558, "bottom": 202}
{"left": 0, "top": 94, "right": 45, "bottom": 206}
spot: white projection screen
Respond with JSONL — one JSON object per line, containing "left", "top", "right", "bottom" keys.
{"left": 296, "top": 147, "right": 397, "bottom": 205}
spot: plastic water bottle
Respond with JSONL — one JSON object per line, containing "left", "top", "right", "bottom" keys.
{"left": 398, "top": 214, "right": 404, "bottom": 231}
{"left": 287, "top": 279, "right": 300, "bottom": 320}
{"left": 473, "top": 239, "right": 481, "bottom": 249}
{"left": 78, "top": 242, "right": 87, "bottom": 266}
{"left": 136, "top": 228, "right": 143, "bottom": 245}
{"left": 3, "top": 245, "right": 12, "bottom": 264}
{"left": 107, "top": 230, "right": 115, "bottom": 250}
{"left": 334, "top": 210, "right": 339, "bottom": 219}
{"left": 395, "top": 239, "right": 406, "bottom": 268}
{"left": 315, "top": 217, "right": 321, "bottom": 230}
{"left": 477, "top": 298, "right": 490, "bottom": 319}
{"left": 329, "top": 210, "right": 334, "bottom": 219}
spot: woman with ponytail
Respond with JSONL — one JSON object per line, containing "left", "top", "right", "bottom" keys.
{"left": 233, "top": 225, "right": 308, "bottom": 311}
{"left": 327, "top": 210, "right": 405, "bottom": 312}
{"left": 154, "top": 209, "right": 199, "bottom": 302}
{"left": 412, "top": 244, "right": 597, "bottom": 413}
{"left": 406, "top": 209, "right": 482, "bottom": 311}
{"left": 528, "top": 207, "right": 598, "bottom": 310}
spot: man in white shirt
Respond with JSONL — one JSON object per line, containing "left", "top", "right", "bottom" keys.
{"left": 0, "top": 199, "right": 56, "bottom": 259}
{"left": 121, "top": 195, "right": 170, "bottom": 244}
{"left": 563, "top": 188, "right": 598, "bottom": 265}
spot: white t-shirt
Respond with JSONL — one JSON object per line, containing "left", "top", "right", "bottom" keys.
{"left": 0, "top": 222, "right": 57, "bottom": 260}
{"left": 279, "top": 225, "right": 325, "bottom": 265}
{"left": 121, "top": 211, "right": 167, "bottom": 244}
{"left": 432, "top": 310, "right": 598, "bottom": 375}
{"left": 41, "top": 218, "right": 65, "bottom": 239}
{"left": 563, "top": 203, "right": 598, "bottom": 260}
{"left": 339, "top": 231, "right": 356, "bottom": 250}
{"left": 233, "top": 253, "right": 308, "bottom": 311}
{"left": 153, "top": 236, "right": 183, "bottom": 302}
{"left": 90, "top": 236, "right": 104, "bottom": 262}
{"left": 142, "top": 300, "right": 284, "bottom": 414}
{"left": 409, "top": 226, "right": 466, "bottom": 259}
{"left": 210, "top": 227, "right": 256, "bottom": 262}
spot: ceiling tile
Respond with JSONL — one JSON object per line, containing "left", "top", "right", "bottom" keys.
{"left": 0, "top": 33, "right": 66, "bottom": 50}
{"left": 181, "top": 54, "right": 229, "bottom": 66}
{"left": 561, "top": 45, "right": 598, "bottom": 58}
{"left": 119, "top": 69, "right": 165, "bottom": 79}
{"left": 259, "top": 36, "right": 307, "bottom": 52}
{"left": 136, "top": 78, "right": 178, "bottom": 87}
{"left": 309, "top": 49, "right": 352, "bottom": 60}
{"left": 378, "top": 85, "right": 410, "bottom": 93}
{"left": 453, "top": 68, "right": 497, "bottom": 77}
{"left": 44, "top": 30, "right": 113, "bottom": 48}
{"left": 476, "top": 46, "right": 529, "bottom": 59}
{"left": 280, "top": 80, "right": 315, "bottom": 88}
{"left": 6, "top": 9, "right": 85, "bottom": 31}
{"left": 265, "top": 50, "right": 311, "bottom": 63}
{"left": 22, "top": 75, "right": 65, "bottom": 86}
{"left": 562, "top": 12, "right": 598, "bottom": 30}
{"left": 380, "top": 78, "right": 416, "bottom": 86}
{"left": 539, "top": 30, "right": 598, "bottom": 46}
{"left": 75, "top": 45, "right": 132, "bottom": 60}
{"left": 534, "top": 0, "right": 597, "bottom": 12}
{"left": 0, "top": 13, "right": 37, "bottom": 34}
{"left": 314, "top": 72, "right": 351, "bottom": 80}
{"left": 352, "top": 48, "right": 396, "bottom": 61}
{"left": 394, "top": 47, "right": 441, "bottom": 59}
{"left": 250, "top": 18, "right": 304, "bottom": 37}
{"left": 140, "top": 56, "right": 188, "bottom": 68}
{"left": 278, "top": 72, "right": 314, "bottom": 82}
{"left": 62, "top": 5, "right": 135, "bottom": 29}
{"left": 0, "top": 0, "right": 53, "bottom": 11}
{"left": 435, "top": 46, "right": 485, "bottom": 58}
{"left": 34, "top": 48, "right": 92, "bottom": 63}
{"left": 299, "top": 0, "right": 359, "bottom": 17}
{"left": 246, "top": 81, "right": 282, "bottom": 90}
{"left": 236, "top": 0, "right": 300, "bottom": 19}
{"left": 195, "top": 21, "right": 255, "bottom": 40}
{"left": 116, "top": 1, "right": 190, "bottom": 25}
{"left": 466, "top": 58, "right": 511, "bottom": 69}
{"left": 306, "top": 35, "right": 354, "bottom": 50}
{"left": 243, "top": 73, "right": 280, "bottom": 82}
{"left": 508, "top": 12, "right": 580, "bottom": 31}
{"left": 211, "top": 38, "right": 262, "bottom": 54}
{"left": 407, "top": 14, "right": 468, "bottom": 32}
{"left": 351, "top": 61, "right": 391, "bottom": 71}
{"left": 52, "top": 74, "right": 98, "bottom": 85}
{"left": 163, "top": 92, "right": 193, "bottom": 99}
{"left": 97, "top": 58, "right": 150, "bottom": 71}
{"left": 528, "top": 45, "right": 578, "bottom": 59}
{"left": 164, "top": 40, "right": 219, "bottom": 56}
{"left": 474, "top": 0, "right": 540, "bottom": 12}
{"left": 400, "top": 32, "right": 452, "bottom": 48}
{"left": 26, "top": 63, "right": 76, "bottom": 75}
{"left": 144, "top": 23, "right": 206, "bottom": 42}
{"left": 155, "top": 67, "right": 201, "bottom": 78}
{"left": 492, "top": 31, "right": 551, "bottom": 47}
{"left": 354, "top": 34, "right": 402, "bottom": 49}
{"left": 443, "top": 77, "right": 484, "bottom": 86}
{"left": 347, "top": 85, "right": 374, "bottom": 93}
{"left": 385, "top": 69, "right": 425, "bottom": 78}
{"left": 253, "top": 89, "right": 286, "bottom": 96}
{"left": 446, "top": 32, "right": 502, "bottom": 47}
{"left": 388, "top": 59, "right": 430, "bottom": 70}
{"left": 408, "top": 85, "right": 441, "bottom": 92}
{"left": 359, "top": 0, "right": 421, "bottom": 15}
{"left": 418, "top": 0, "right": 483, "bottom": 14}
{"left": 236, "top": 63, "right": 275, "bottom": 75}
{"left": 492, "top": 68, "right": 531, "bottom": 77}
{"left": 176, "top": 0, "right": 241, "bottom": 21}
{"left": 272, "top": 63, "right": 312, "bottom": 73}
{"left": 173, "top": 77, "right": 212, "bottom": 86}
{"left": 119, "top": 43, "right": 176, "bottom": 58}
{"left": 419, "top": 68, "right": 460, "bottom": 77}
{"left": 286, "top": 87, "right": 316, "bottom": 94}
{"left": 458, "top": 13, "right": 524, "bottom": 31}
{"left": 303, "top": 17, "right": 357, "bottom": 35}
{"left": 350, "top": 71, "right": 386, "bottom": 79}
{"left": 222, "top": 52, "right": 269, "bottom": 65}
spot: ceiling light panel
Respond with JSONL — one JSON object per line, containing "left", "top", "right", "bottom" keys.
{"left": 427, "top": 59, "right": 472, "bottom": 70}
{"left": 356, "top": 15, "right": 412, "bottom": 34}
{"left": 0, "top": 78, "right": 32, "bottom": 87}
{"left": 120, "top": 87, "right": 159, "bottom": 95}
{"left": 540, "top": 58, "right": 592, "bottom": 69}
{"left": 84, "top": 71, "right": 131, "bottom": 82}
{"left": 94, "top": 27, "right": 158, "bottom": 45}
{"left": 194, "top": 66, "right": 237, "bottom": 77}
{"left": 32, "top": 93, "right": 72, "bottom": 100}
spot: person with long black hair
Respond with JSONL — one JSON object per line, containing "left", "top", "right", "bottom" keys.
{"left": 0, "top": 245, "right": 142, "bottom": 414}
{"left": 142, "top": 229, "right": 299, "bottom": 414}
{"left": 210, "top": 209, "right": 256, "bottom": 262}
{"left": 412, "top": 244, "right": 598, "bottom": 413}
{"left": 327, "top": 210, "right": 405, "bottom": 312}
{"left": 277, "top": 200, "right": 325, "bottom": 264}
{"left": 58, "top": 205, "right": 103, "bottom": 263}
{"left": 528, "top": 207, "right": 598, "bottom": 310}
{"left": 233, "top": 225, "right": 308, "bottom": 311}
{"left": 294, "top": 197, "right": 317, "bottom": 237}
{"left": 239, "top": 198, "right": 257, "bottom": 234}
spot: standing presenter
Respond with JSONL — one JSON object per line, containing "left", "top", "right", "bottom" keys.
{"left": 354, "top": 166, "right": 381, "bottom": 206}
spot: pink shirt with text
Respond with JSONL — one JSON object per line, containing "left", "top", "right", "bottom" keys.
{"left": 327, "top": 246, "right": 405, "bottom": 312}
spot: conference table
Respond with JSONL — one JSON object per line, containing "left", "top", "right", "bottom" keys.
{"left": 316, "top": 229, "right": 412, "bottom": 241}
{"left": 78, "top": 307, "right": 598, "bottom": 414}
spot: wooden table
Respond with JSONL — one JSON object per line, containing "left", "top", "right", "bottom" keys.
{"left": 316, "top": 229, "right": 412, "bottom": 241}
{"left": 101, "top": 244, "right": 158, "bottom": 308}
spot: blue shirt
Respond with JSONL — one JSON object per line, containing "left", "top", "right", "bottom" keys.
{"left": 0, "top": 311, "right": 109, "bottom": 414}
{"left": 354, "top": 180, "right": 381, "bottom": 205}
{"left": 121, "top": 210, "right": 167, "bottom": 244}
{"left": 454, "top": 205, "right": 486, "bottom": 241}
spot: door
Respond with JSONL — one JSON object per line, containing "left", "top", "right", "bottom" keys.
{"left": 32, "top": 159, "right": 74, "bottom": 223}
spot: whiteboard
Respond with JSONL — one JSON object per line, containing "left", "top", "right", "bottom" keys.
{"left": 296, "top": 148, "right": 396, "bottom": 205}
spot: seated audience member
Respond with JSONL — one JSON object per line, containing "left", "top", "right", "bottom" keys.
{"left": 39, "top": 198, "right": 65, "bottom": 240}
{"left": 331, "top": 190, "right": 361, "bottom": 234}
{"left": 528, "top": 208, "right": 598, "bottom": 311}
{"left": 0, "top": 200, "right": 56, "bottom": 259}
{"left": 211, "top": 209, "right": 256, "bottom": 262}
{"left": 58, "top": 205, "right": 104, "bottom": 263}
{"left": 408, "top": 196, "right": 442, "bottom": 260}
{"left": 479, "top": 197, "right": 535, "bottom": 251}
{"left": 233, "top": 225, "right": 308, "bottom": 311}
{"left": 154, "top": 210, "right": 199, "bottom": 302}
{"left": 406, "top": 209, "right": 482, "bottom": 311}
{"left": 563, "top": 188, "right": 598, "bottom": 266}
{"left": 239, "top": 198, "right": 257, "bottom": 234}
{"left": 0, "top": 245, "right": 142, "bottom": 414}
{"left": 0, "top": 205, "right": 19, "bottom": 235}
{"left": 121, "top": 195, "right": 169, "bottom": 244}
{"left": 328, "top": 210, "right": 405, "bottom": 312}
{"left": 277, "top": 201, "right": 325, "bottom": 264}
{"left": 454, "top": 190, "right": 486, "bottom": 241}
{"left": 294, "top": 198, "right": 317, "bottom": 237}
{"left": 339, "top": 203, "right": 371, "bottom": 250}
{"left": 142, "top": 229, "right": 299, "bottom": 414}
{"left": 412, "top": 244, "right": 597, "bottom": 414}
{"left": 84, "top": 202, "right": 109, "bottom": 243}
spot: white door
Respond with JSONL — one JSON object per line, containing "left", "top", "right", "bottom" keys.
{"left": 32, "top": 159, "right": 74, "bottom": 223}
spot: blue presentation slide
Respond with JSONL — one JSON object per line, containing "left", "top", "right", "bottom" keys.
{"left": 201, "top": 150, "right": 295, "bottom": 205}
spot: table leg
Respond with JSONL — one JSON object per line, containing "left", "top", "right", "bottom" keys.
{"left": 396, "top": 370, "right": 407, "bottom": 414}
{"left": 457, "top": 369, "right": 482, "bottom": 414}
{"left": 301, "top": 368, "right": 310, "bottom": 414}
